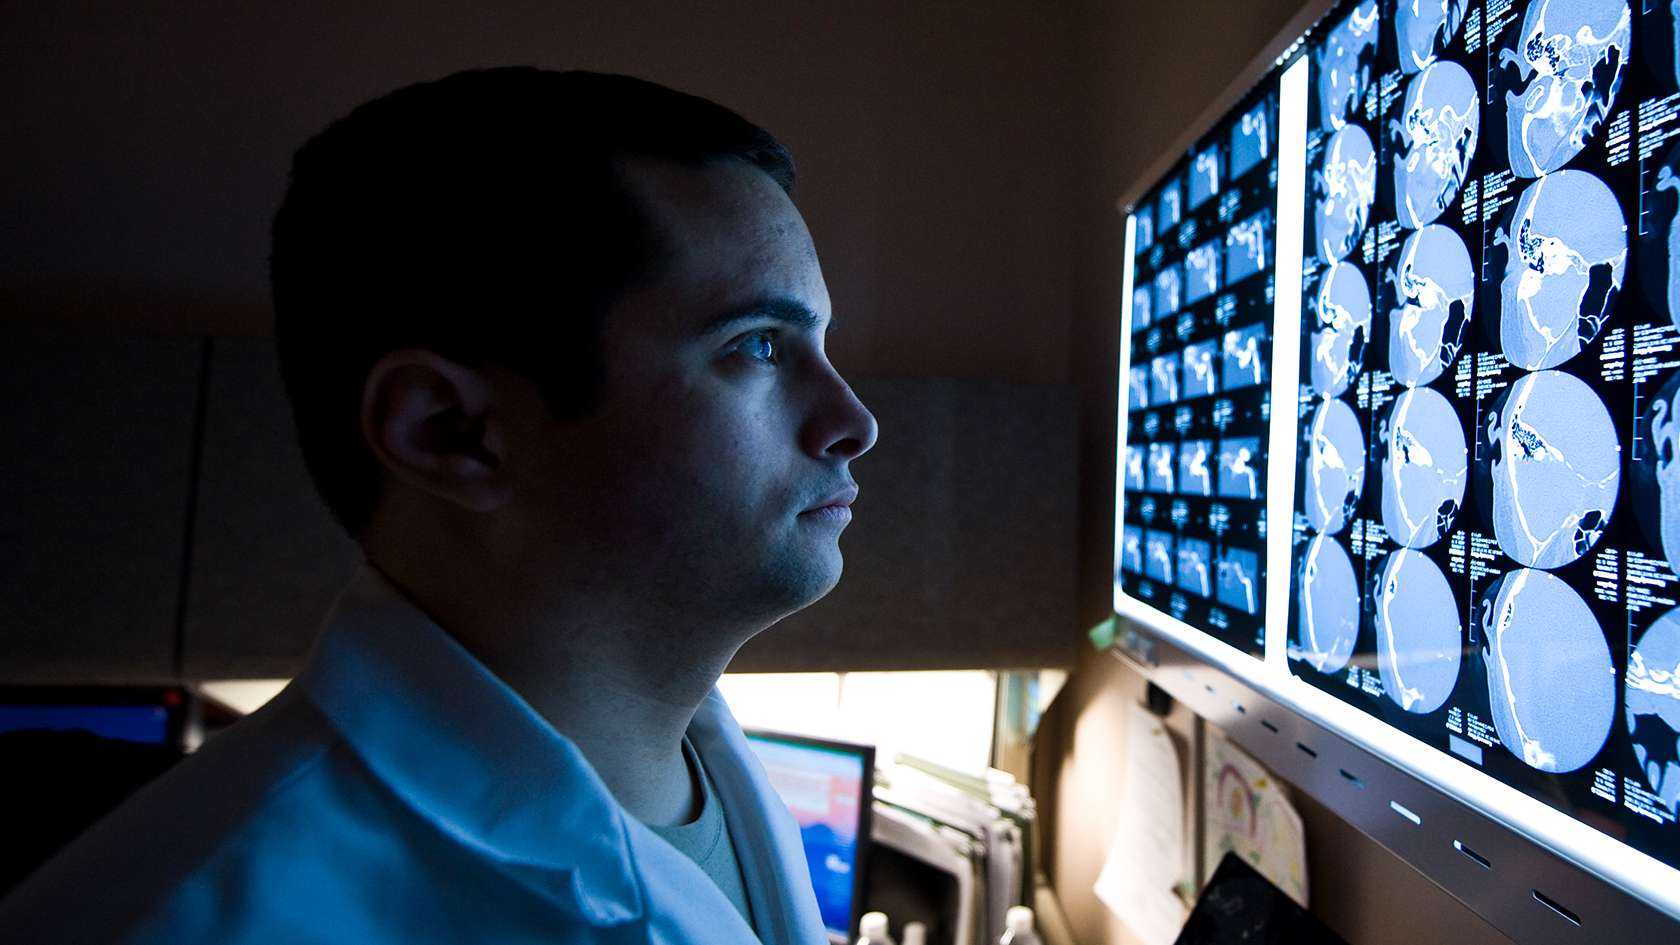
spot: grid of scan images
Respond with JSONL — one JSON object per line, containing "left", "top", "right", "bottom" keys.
{"left": 1286, "top": 0, "right": 1680, "bottom": 874}
{"left": 1119, "top": 82, "right": 1277, "bottom": 657}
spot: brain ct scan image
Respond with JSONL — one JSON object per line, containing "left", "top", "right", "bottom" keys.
{"left": 1380, "top": 386, "right": 1467, "bottom": 549}
{"left": 1501, "top": 0, "right": 1631, "bottom": 178}
{"left": 1387, "top": 224, "right": 1474, "bottom": 387}
{"left": 1496, "top": 170, "right": 1627, "bottom": 370}
{"left": 1482, "top": 370, "right": 1619, "bottom": 569}
{"left": 1160, "top": 179, "right": 1183, "bottom": 230}
{"left": 1294, "top": 534, "right": 1361, "bottom": 673}
{"left": 1145, "top": 529, "right": 1175, "bottom": 583}
{"left": 1178, "top": 537, "right": 1215, "bottom": 596}
{"left": 1191, "top": 145, "right": 1222, "bottom": 210}
{"left": 1375, "top": 549, "right": 1463, "bottom": 714}
{"left": 1391, "top": 60, "right": 1479, "bottom": 229}
{"left": 1151, "top": 353, "right": 1182, "bottom": 404}
{"left": 1226, "top": 212, "right": 1269, "bottom": 284}
{"left": 1183, "top": 340, "right": 1218, "bottom": 399}
{"left": 1649, "top": 141, "right": 1680, "bottom": 328}
{"left": 1481, "top": 568, "right": 1615, "bottom": 773}
{"left": 1128, "top": 365, "right": 1150, "bottom": 412}
{"left": 1318, "top": 0, "right": 1380, "bottom": 131}
{"left": 1231, "top": 101, "right": 1271, "bottom": 178}
{"left": 1155, "top": 265, "right": 1183, "bottom": 320}
{"left": 1396, "top": 0, "right": 1466, "bottom": 74}
{"left": 1628, "top": 609, "right": 1680, "bottom": 814}
{"left": 1316, "top": 125, "right": 1378, "bottom": 262}
{"left": 1186, "top": 240, "right": 1221, "bottom": 305}
{"left": 1126, "top": 444, "right": 1147, "bottom": 492}
{"left": 1217, "top": 548, "right": 1262, "bottom": 614}
{"left": 1132, "top": 284, "right": 1153, "bottom": 328}
{"left": 1222, "top": 323, "right": 1268, "bottom": 390}
{"left": 1122, "top": 524, "right": 1144, "bottom": 574}
{"left": 1218, "top": 437, "right": 1263, "bottom": 499}
{"left": 1310, "top": 261, "right": 1372, "bottom": 397}
{"left": 1148, "top": 441, "right": 1177, "bottom": 493}
{"left": 1136, "top": 206, "right": 1155, "bottom": 253}
{"left": 1306, "top": 399, "right": 1366, "bottom": 535}
{"left": 1179, "top": 439, "right": 1215, "bottom": 496}
{"left": 1648, "top": 371, "right": 1680, "bottom": 569}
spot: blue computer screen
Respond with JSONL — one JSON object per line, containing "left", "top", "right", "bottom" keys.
{"left": 745, "top": 733, "right": 870, "bottom": 939}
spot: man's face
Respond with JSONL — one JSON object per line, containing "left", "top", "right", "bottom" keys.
{"left": 504, "top": 158, "right": 876, "bottom": 630}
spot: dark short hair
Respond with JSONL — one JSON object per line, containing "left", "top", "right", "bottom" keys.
{"left": 271, "top": 68, "right": 795, "bottom": 538}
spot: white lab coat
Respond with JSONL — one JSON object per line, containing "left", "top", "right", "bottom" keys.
{"left": 0, "top": 566, "right": 828, "bottom": 945}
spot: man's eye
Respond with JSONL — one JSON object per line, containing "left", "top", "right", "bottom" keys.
{"left": 737, "top": 330, "right": 777, "bottom": 363}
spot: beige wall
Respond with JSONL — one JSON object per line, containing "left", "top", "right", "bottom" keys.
{"left": 1, "top": 1, "right": 1076, "bottom": 386}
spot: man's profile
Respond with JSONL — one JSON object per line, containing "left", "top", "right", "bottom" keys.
{"left": 0, "top": 67, "right": 876, "bottom": 944}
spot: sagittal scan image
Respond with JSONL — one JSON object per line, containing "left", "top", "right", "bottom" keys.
{"left": 1160, "top": 179, "right": 1183, "bottom": 230}
{"left": 1646, "top": 371, "right": 1680, "bottom": 568}
{"left": 1218, "top": 437, "right": 1263, "bottom": 499}
{"left": 1396, "top": 0, "right": 1466, "bottom": 74}
{"left": 1495, "top": 169, "right": 1627, "bottom": 370}
{"left": 1128, "top": 365, "right": 1150, "bottom": 412}
{"left": 1316, "top": 125, "right": 1378, "bottom": 262}
{"left": 1629, "top": 609, "right": 1680, "bottom": 815}
{"left": 1222, "top": 323, "right": 1268, "bottom": 389}
{"left": 1318, "top": 0, "right": 1380, "bottom": 131}
{"left": 1148, "top": 441, "right": 1177, "bottom": 493}
{"left": 1145, "top": 529, "right": 1175, "bottom": 584}
{"left": 1391, "top": 59, "right": 1479, "bottom": 229}
{"left": 1231, "top": 100, "right": 1271, "bottom": 179}
{"left": 1481, "top": 370, "right": 1619, "bottom": 569}
{"left": 1122, "top": 524, "right": 1144, "bottom": 574}
{"left": 1151, "top": 353, "right": 1182, "bottom": 404}
{"left": 1374, "top": 549, "right": 1462, "bottom": 714}
{"left": 1500, "top": 0, "right": 1631, "bottom": 178}
{"left": 1480, "top": 567, "right": 1615, "bottom": 773}
{"left": 1187, "top": 240, "right": 1221, "bottom": 305}
{"left": 1178, "top": 537, "right": 1215, "bottom": 596}
{"left": 1183, "top": 339, "right": 1218, "bottom": 399}
{"left": 1379, "top": 386, "right": 1467, "bottom": 549}
{"left": 1132, "top": 284, "right": 1153, "bottom": 328}
{"left": 1125, "top": 444, "right": 1146, "bottom": 492}
{"left": 1294, "top": 534, "right": 1360, "bottom": 674}
{"left": 1387, "top": 224, "right": 1473, "bottom": 387}
{"left": 1226, "top": 212, "right": 1269, "bottom": 283}
{"left": 1191, "top": 144, "right": 1222, "bottom": 211}
{"left": 1217, "top": 548, "right": 1262, "bottom": 615}
{"left": 1179, "top": 439, "right": 1215, "bottom": 496}
{"left": 1136, "top": 206, "right": 1155, "bottom": 253}
{"left": 1309, "top": 261, "right": 1372, "bottom": 397}
{"left": 1155, "top": 264, "right": 1183, "bottom": 320}
{"left": 1306, "top": 398, "right": 1365, "bottom": 535}
{"left": 1643, "top": 140, "right": 1680, "bottom": 329}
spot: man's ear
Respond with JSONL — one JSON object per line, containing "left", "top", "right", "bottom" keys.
{"left": 360, "top": 349, "right": 513, "bottom": 513}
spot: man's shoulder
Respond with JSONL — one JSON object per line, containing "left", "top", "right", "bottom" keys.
{"left": 0, "top": 689, "right": 361, "bottom": 942}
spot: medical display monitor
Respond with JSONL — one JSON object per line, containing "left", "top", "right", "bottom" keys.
{"left": 745, "top": 731, "right": 874, "bottom": 942}
{"left": 1115, "top": 0, "right": 1680, "bottom": 919}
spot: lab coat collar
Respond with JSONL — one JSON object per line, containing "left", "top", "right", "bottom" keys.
{"left": 296, "top": 564, "right": 646, "bottom": 928}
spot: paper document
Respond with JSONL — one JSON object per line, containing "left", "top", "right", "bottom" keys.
{"left": 1093, "top": 702, "right": 1188, "bottom": 945}
{"left": 1203, "top": 729, "right": 1308, "bottom": 907}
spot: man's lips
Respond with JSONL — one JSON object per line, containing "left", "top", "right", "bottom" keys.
{"left": 801, "top": 486, "right": 859, "bottom": 515}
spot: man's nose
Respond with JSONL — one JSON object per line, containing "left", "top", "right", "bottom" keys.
{"left": 802, "top": 365, "right": 878, "bottom": 462}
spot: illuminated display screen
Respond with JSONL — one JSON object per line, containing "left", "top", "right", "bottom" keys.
{"left": 1115, "top": 0, "right": 1680, "bottom": 915}
{"left": 1117, "top": 80, "right": 1278, "bottom": 656}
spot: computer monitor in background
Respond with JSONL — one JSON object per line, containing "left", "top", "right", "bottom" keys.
{"left": 0, "top": 686, "right": 189, "bottom": 746}
{"left": 744, "top": 730, "right": 874, "bottom": 943}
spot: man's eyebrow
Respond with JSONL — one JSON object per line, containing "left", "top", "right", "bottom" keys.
{"left": 698, "top": 298, "right": 832, "bottom": 336}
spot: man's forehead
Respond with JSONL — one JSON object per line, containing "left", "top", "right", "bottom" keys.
{"left": 616, "top": 157, "right": 827, "bottom": 328}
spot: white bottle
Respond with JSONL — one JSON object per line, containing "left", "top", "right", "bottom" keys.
{"left": 998, "top": 905, "right": 1042, "bottom": 945}
{"left": 856, "top": 911, "right": 896, "bottom": 945}
{"left": 901, "top": 921, "right": 927, "bottom": 945}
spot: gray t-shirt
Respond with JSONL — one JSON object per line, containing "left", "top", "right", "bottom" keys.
{"left": 644, "top": 737, "right": 755, "bottom": 931}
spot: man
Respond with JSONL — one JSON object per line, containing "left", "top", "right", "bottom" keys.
{"left": 1, "top": 68, "right": 877, "bottom": 943}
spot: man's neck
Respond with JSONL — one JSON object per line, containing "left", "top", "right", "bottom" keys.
{"left": 366, "top": 557, "right": 741, "bottom": 827}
